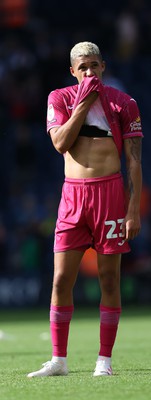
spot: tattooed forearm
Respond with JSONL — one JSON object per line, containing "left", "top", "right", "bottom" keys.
{"left": 124, "top": 136, "right": 142, "bottom": 205}
{"left": 127, "top": 167, "right": 134, "bottom": 196}
{"left": 128, "top": 137, "right": 142, "bottom": 162}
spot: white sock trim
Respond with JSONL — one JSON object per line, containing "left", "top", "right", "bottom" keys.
{"left": 52, "top": 356, "right": 67, "bottom": 362}
{"left": 97, "top": 356, "right": 111, "bottom": 363}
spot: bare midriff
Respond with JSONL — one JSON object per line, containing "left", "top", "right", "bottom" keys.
{"left": 65, "top": 136, "right": 121, "bottom": 178}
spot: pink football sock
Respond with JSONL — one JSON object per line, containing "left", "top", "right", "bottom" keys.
{"left": 50, "top": 305, "right": 74, "bottom": 357}
{"left": 99, "top": 304, "right": 121, "bottom": 357}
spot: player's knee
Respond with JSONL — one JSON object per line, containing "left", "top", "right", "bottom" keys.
{"left": 52, "top": 273, "right": 71, "bottom": 296}
{"left": 100, "top": 271, "right": 119, "bottom": 295}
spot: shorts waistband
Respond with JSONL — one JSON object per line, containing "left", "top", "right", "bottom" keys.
{"left": 65, "top": 172, "right": 122, "bottom": 185}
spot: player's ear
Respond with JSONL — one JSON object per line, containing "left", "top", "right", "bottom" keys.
{"left": 70, "top": 66, "right": 75, "bottom": 77}
{"left": 101, "top": 61, "right": 106, "bottom": 73}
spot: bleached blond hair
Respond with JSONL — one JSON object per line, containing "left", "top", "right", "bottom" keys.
{"left": 70, "top": 41, "right": 102, "bottom": 65}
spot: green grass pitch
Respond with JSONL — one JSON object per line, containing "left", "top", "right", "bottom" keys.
{"left": 0, "top": 307, "right": 151, "bottom": 400}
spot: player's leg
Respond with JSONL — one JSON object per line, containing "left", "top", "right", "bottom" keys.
{"left": 93, "top": 253, "right": 121, "bottom": 376}
{"left": 51, "top": 250, "right": 84, "bottom": 305}
{"left": 27, "top": 250, "right": 84, "bottom": 378}
{"left": 50, "top": 249, "right": 84, "bottom": 359}
{"left": 97, "top": 253, "right": 121, "bottom": 307}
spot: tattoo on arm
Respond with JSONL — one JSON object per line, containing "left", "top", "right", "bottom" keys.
{"left": 127, "top": 167, "right": 134, "bottom": 196}
{"left": 126, "top": 137, "right": 142, "bottom": 196}
{"left": 128, "top": 137, "right": 142, "bottom": 162}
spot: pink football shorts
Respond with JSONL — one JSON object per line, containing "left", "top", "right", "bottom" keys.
{"left": 54, "top": 172, "right": 130, "bottom": 254}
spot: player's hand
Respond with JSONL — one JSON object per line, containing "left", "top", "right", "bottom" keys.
{"left": 81, "top": 91, "right": 98, "bottom": 106}
{"left": 122, "top": 215, "right": 141, "bottom": 241}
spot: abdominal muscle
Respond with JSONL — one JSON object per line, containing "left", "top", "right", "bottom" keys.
{"left": 65, "top": 136, "right": 121, "bottom": 179}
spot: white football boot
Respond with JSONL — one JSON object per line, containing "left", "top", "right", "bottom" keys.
{"left": 93, "top": 356, "right": 113, "bottom": 376}
{"left": 27, "top": 357, "right": 68, "bottom": 378}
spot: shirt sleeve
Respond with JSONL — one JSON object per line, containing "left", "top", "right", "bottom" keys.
{"left": 120, "top": 97, "right": 144, "bottom": 139}
{"left": 47, "top": 90, "right": 69, "bottom": 133}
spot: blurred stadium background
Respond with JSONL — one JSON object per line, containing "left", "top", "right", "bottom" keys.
{"left": 0, "top": 0, "right": 151, "bottom": 309}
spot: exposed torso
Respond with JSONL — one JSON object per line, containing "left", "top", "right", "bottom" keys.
{"left": 64, "top": 97, "right": 121, "bottom": 178}
{"left": 65, "top": 135, "right": 121, "bottom": 178}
